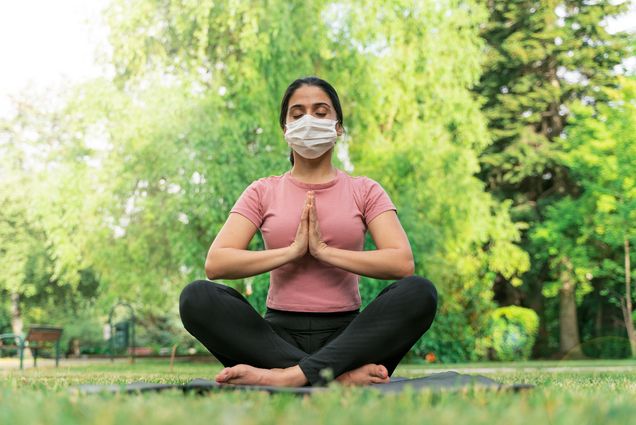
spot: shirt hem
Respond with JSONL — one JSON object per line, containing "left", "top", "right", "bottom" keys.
{"left": 365, "top": 206, "right": 397, "bottom": 225}
{"left": 266, "top": 300, "right": 362, "bottom": 313}
{"left": 229, "top": 209, "right": 261, "bottom": 229}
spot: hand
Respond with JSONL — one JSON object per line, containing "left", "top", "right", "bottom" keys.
{"left": 288, "top": 192, "right": 311, "bottom": 260}
{"left": 308, "top": 192, "right": 329, "bottom": 260}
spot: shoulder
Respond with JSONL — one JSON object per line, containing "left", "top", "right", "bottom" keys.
{"left": 342, "top": 172, "right": 386, "bottom": 195}
{"left": 245, "top": 172, "right": 286, "bottom": 191}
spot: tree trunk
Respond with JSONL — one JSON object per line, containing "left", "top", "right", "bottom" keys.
{"left": 594, "top": 279, "right": 603, "bottom": 338}
{"left": 559, "top": 258, "right": 585, "bottom": 358}
{"left": 10, "top": 292, "right": 33, "bottom": 359}
{"left": 526, "top": 278, "right": 548, "bottom": 358}
{"left": 493, "top": 274, "right": 522, "bottom": 306}
{"left": 622, "top": 237, "right": 636, "bottom": 358}
{"left": 10, "top": 292, "right": 23, "bottom": 336}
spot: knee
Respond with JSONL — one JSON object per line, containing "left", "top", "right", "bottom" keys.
{"left": 179, "top": 280, "right": 211, "bottom": 324}
{"left": 400, "top": 275, "right": 438, "bottom": 318}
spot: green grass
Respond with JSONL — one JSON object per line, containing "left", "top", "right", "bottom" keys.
{"left": 1, "top": 360, "right": 636, "bottom": 425}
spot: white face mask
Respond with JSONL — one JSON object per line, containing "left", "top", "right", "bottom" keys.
{"left": 284, "top": 114, "right": 339, "bottom": 159}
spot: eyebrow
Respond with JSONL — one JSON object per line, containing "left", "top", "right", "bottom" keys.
{"left": 289, "top": 102, "right": 332, "bottom": 110}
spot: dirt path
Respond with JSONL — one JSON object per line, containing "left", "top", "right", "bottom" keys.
{"left": 401, "top": 365, "right": 636, "bottom": 374}
{"left": 2, "top": 357, "right": 636, "bottom": 373}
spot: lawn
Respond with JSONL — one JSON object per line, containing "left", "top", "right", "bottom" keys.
{"left": 1, "top": 359, "right": 635, "bottom": 425}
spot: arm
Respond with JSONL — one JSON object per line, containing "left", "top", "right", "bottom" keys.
{"left": 205, "top": 213, "right": 293, "bottom": 280}
{"left": 310, "top": 206, "right": 415, "bottom": 280}
{"left": 205, "top": 195, "right": 311, "bottom": 280}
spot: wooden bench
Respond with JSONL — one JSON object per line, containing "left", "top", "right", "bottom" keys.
{"left": 0, "top": 326, "right": 63, "bottom": 369}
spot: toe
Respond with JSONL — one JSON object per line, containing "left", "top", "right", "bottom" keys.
{"left": 374, "top": 365, "right": 388, "bottom": 378}
{"left": 370, "top": 376, "right": 390, "bottom": 384}
{"left": 215, "top": 370, "right": 228, "bottom": 382}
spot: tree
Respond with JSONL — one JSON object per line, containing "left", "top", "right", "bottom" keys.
{"left": 475, "top": 0, "right": 631, "bottom": 357}
{"left": 536, "top": 77, "right": 636, "bottom": 357}
{"left": 329, "top": 0, "right": 530, "bottom": 360}
{"left": 100, "top": 0, "right": 533, "bottom": 361}
{"left": 0, "top": 93, "right": 99, "bottom": 335}
{"left": 3, "top": 0, "right": 533, "bottom": 361}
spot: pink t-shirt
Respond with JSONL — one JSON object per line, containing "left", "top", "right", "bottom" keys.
{"left": 230, "top": 168, "right": 397, "bottom": 313}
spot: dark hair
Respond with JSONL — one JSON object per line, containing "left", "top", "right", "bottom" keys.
{"left": 279, "top": 77, "right": 344, "bottom": 165}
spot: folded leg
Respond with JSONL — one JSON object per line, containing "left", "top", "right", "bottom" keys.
{"left": 179, "top": 280, "right": 309, "bottom": 369}
{"left": 298, "top": 275, "right": 438, "bottom": 385}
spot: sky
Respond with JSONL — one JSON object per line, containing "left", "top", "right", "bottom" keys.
{"left": 0, "top": 0, "right": 110, "bottom": 117}
{"left": 0, "top": 0, "right": 635, "bottom": 119}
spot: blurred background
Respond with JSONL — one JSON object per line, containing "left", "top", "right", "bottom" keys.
{"left": 1, "top": 0, "right": 635, "bottom": 363}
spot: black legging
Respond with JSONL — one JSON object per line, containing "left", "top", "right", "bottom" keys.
{"left": 179, "top": 275, "right": 437, "bottom": 386}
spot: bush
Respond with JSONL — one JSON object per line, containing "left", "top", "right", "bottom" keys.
{"left": 0, "top": 304, "right": 11, "bottom": 334}
{"left": 58, "top": 311, "right": 109, "bottom": 355}
{"left": 481, "top": 306, "right": 540, "bottom": 361}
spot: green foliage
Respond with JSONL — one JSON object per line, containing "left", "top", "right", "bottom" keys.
{"left": 57, "top": 309, "right": 109, "bottom": 356}
{"left": 2, "top": 0, "right": 633, "bottom": 363}
{"left": 581, "top": 336, "right": 632, "bottom": 359}
{"left": 477, "top": 0, "right": 630, "bottom": 190}
{"left": 244, "top": 273, "right": 272, "bottom": 317}
{"left": 332, "top": 0, "right": 529, "bottom": 362}
{"left": 79, "top": 0, "right": 532, "bottom": 362}
{"left": 475, "top": 0, "right": 633, "bottom": 356}
{"left": 531, "top": 77, "right": 636, "bottom": 355}
{"left": 2, "top": 0, "right": 529, "bottom": 362}
{"left": 486, "top": 306, "right": 540, "bottom": 361}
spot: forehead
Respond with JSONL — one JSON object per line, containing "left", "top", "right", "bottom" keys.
{"left": 288, "top": 85, "right": 333, "bottom": 109}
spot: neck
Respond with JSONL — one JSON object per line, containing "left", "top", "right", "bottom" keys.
{"left": 290, "top": 151, "right": 337, "bottom": 183}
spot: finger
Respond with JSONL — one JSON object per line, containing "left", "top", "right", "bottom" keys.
{"left": 304, "top": 193, "right": 313, "bottom": 214}
{"left": 301, "top": 207, "right": 309, "bottom": 231}
{"left": 308, "top": 192, "right": 314, "bottom": 208}
{"left": 301, "top": 203, "right": 309, "bottom": 220}
{"left": 312, "top": 197, "right": 318, "bottom": 217}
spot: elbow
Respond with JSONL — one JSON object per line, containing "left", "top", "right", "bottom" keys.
{"left": 395, "top": 258, "right": 415, "bottom": 279}
{"left": 386, "top": 250, "right": 415, "bottom": 280}
{"left": 204, "top": 255, "right": 221, "bottom": 280}
{"left": 204, "top": 265, "right": 216, "bottom": 281}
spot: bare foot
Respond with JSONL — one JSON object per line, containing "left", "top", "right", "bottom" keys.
{"left": 215, "top": 364, "right": 308, "bottom": 387}
{"left": 335, "top": 364, "right": 390, "bottom": 386}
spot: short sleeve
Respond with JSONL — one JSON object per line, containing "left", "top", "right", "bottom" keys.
{"left": 364, "top": 178, "right": 397, "bottom": 225}
{"left": 230, "top": 181, "right": 263, "bottom": 228}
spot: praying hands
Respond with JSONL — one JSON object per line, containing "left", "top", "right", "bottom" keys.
{"left": 289, "top": 191, "right": 329, "bottom": 261}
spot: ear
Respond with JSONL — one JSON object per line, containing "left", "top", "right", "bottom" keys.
{"left": 336, "top": 122, "right": 344, "bottom": 136}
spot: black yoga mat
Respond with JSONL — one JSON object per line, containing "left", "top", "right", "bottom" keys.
{"left": 70, "top": 371, "right": 534, "bottom": 395}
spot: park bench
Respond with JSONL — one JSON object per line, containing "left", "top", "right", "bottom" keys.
{"left": 0, "top": 325, "right": 63, "bottom": 369}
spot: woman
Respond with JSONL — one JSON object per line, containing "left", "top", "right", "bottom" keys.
{"left": 179, "top": 77, "right": 438, "bottom": 387}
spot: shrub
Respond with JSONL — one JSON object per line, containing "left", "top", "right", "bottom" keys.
{"left": 485, "top": 306, "right": 540, "bottom": 361}
{"left": 58, "top": 312, "right": 109, "bottom": 355}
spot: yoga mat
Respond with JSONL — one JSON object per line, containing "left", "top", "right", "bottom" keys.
{"left": 70, "top": 371, "right": 534, "bottom": 395}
